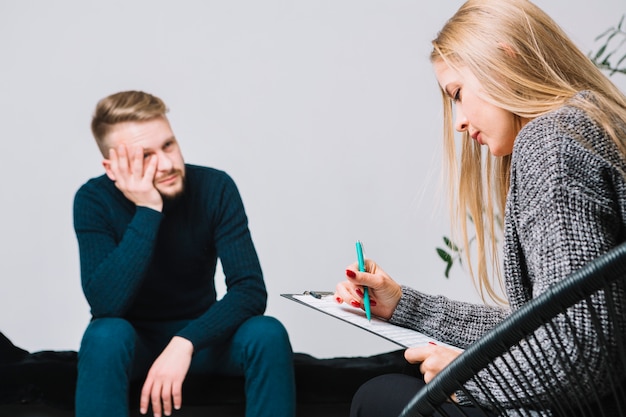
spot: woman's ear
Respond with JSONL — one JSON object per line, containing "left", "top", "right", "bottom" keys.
{"left": 102, "top": 159, "right": 116, "bottom": 181}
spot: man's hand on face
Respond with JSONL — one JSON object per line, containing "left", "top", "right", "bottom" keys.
{"left": 140, "top": 336, "right": 194, "bottom": 417}
{"left": 108, "top": 144, "right": 163, "bottom": 212}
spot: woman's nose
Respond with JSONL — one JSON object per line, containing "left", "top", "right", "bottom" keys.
{"left": 454, "top": 108, "right": 468, "bottom": 132}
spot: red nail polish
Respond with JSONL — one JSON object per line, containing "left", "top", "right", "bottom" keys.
{"left": 335, "top": 297, "right": 343, "bottom": 304}
{"left": 428, "top": 341, "right": 437, "bottom": 345}
{"left": 350, "top": 300, "right": 361, "bottom": 308}
{"left": 346, "top": 269, "right": 356, "bottom": 278}
{"left": 355, "top": 287, "right": 363, "bottom": 296}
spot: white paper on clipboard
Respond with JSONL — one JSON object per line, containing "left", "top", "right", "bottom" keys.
{"left": 281, "top": 293, "right": 456, "bottom": 349}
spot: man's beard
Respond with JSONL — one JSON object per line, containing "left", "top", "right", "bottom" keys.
{"left": 159, "top": 174, "right": 186, "bottom": 205}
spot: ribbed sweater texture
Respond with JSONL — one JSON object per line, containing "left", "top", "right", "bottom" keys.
{"left": 73, "top": 165, "right": 266, "bottom": 351}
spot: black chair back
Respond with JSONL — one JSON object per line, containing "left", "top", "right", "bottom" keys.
{"left": 400, "top": 242, "right": 626, "bottom": 417}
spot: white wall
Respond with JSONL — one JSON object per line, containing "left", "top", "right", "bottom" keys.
{"left": 1, "top": 0, "right": 625, "bottom": 359}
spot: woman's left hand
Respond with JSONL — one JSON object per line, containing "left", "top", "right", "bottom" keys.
{"left": 404, "top": 344, "right": 463, "bottom": 383}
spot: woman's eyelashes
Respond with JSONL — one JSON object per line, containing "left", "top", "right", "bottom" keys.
{"left": 453, "top": 88, "right": 461, "bottom": 102}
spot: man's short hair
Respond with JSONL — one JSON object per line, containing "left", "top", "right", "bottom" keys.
{"left": 91, "top": 90, "right": 169, "bottom": 156}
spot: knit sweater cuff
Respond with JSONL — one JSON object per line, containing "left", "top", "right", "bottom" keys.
{"left": 389, "top": 285, "right": 422, "bottom": 326}
{"left": 130, "top": 206, "right": 164, "bottom": 240}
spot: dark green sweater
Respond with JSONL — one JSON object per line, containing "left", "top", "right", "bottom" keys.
{"left": 73, "top": 165, "right": 267, "bottom": 350}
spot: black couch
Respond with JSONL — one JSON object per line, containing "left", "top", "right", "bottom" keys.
{"left": 0, "top": 332, "right": 412, "bottom": 417}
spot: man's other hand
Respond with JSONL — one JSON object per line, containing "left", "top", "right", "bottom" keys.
{"left": 140, "top": 336, "right": 194, "bottom": 417}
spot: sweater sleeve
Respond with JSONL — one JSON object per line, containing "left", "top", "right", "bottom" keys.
{"left": 175, "top": 172, "right": 266, "bottom": 350}
{"left": 390, "top": 286, "right": 508, "bottom": 348}
{"left": 73, "top": 180, "right": 163, "bottom": 317}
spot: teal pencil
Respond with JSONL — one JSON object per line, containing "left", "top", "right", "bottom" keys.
{"left": 356, "top": 241, "right": 371, "bottom": 321}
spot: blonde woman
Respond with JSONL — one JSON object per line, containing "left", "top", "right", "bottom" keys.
{"left": 335, "top": 0, "right": 626, "bottom": 415}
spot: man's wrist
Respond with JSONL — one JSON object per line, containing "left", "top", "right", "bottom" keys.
{"left": 136, "top": 202, "right": 163, "bottom": 212}
{"left": 171, "top": 336, "right": 194, "bottom": 355}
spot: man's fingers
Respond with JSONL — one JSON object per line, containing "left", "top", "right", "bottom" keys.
{"left": 139, "top": 377, "right": 153, "bottom": 415}
{"left": 131, "top": 146, "right": 145, "bottom": 179}
{"left": 144, "top": 154, "right": 158, "bottom": 180}
{"left": 116, "top": 145, "right": 129, "bottom": 176}
{"left": 150, "top": 381, "right": 163, "bottom": 417}
{"left": 108, "top": 148, "right": 119, "bottom": 177}
{"left": 160, "top": 382, "right": 173, "bottom": 416}
{"left": 172, "top": 382, "right": 183, "bottom": 411}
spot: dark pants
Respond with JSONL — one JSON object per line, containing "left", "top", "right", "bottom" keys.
{"left": 350, "top": 373, "right": 494, "bottom": 417}
{"left": 75, "top": 315, "right": 295, "bottom": 417}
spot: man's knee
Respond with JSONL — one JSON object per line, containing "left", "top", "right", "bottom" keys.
{"left": 249, "top": 315, "right": 289, "bottom": 339}
{"left": 79, "top": 318, "right": 136, "bottom": 363}
{"left": 238, "top": 316, "right": 292, "bottom": 353}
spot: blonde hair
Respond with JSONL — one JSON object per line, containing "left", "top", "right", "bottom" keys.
{"left": 431, "top": 0, "right": 626, "bottom": 303}
{"left": 91, "top": 90, "right": 169, "bottom": 156}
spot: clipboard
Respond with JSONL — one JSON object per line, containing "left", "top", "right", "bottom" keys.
{"left": 281, "top": 292, "right": 454, "bottom": 349}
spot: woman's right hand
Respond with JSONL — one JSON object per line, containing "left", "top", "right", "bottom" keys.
{"left": 334, "top": 259, "right": 402, "bottom": 320}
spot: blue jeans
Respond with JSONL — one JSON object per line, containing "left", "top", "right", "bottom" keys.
{"left": 75, "top": 315, "right": 295, "bottom": 417}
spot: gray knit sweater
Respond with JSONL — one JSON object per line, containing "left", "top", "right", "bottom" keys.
{"left": 390, "top": 92, "right": 626, "bottom": 412}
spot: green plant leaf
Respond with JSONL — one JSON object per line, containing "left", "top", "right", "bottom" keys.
{"left": 590, "top": 15, "right": 626, "bottom": 77}
{"left": 436, "top": 248, "right": 452, "bottom": 263}
{"left": 444, "top": 260, "right": 453, "bottom": 278}
{"left": 443, "top": 236, "right": 459, "bottom": 252}
{"left": 594, "top": 44, "right": 607, "bottom": 60}
{"left": 596, "top": 27, "right": 615, "bottom": 41}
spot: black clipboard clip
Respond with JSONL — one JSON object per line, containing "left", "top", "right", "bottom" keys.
{"left": 303, "top": 290, "right": 334, "bottom": 299}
